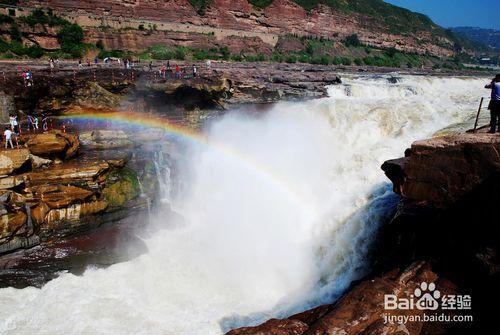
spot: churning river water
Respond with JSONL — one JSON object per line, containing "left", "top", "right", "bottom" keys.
{"left": 0, "top": 74, "right": 489, "bottom": 334}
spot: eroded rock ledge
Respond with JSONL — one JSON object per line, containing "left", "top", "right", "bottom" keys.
{"left": 227, "top": 262, "right": 455, "bottom": 335}
{"left": 0, "top": 129, "right": 169, "bottom": 255}
{"left": 382, "top": 134, "right": 500, "bottom": 208}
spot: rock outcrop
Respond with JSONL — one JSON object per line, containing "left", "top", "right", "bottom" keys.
{"left": 227, "top": 262, "right": 456, "bottom": 335}
{"left": 381, "top": 134, "right": 500, "bottom": 208}
{"left": 376, "top": 132, "right": 500, "bottom": 333}
{"left": 25, "top": 131, "right": 80, "bottom": 159}
{"left": 0, "top": 148, "right": 30, "bottom": 175}
{"left": 0, "top": 129, "right": 151, "bottom": 254}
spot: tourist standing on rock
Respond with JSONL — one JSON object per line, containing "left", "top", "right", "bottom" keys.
{"left": 21, "top": 71, "right": 27, "bottom": 87}
{"left": 486, "top": 74, "right": 500, "bottom": 133}
{"left": 42, "top": 114, "right": 48, "bottom": 131}
{"left": 160, "top": 65, "right": 167, "bottom": 79}
{"left": 26, "top": 69, "right": 33, "bottom": 87}
{"left": 33, "top": 115, "right": 39, "bottom": 131}
{"left": 27, "top": 114, "right": 34, "bottom": 132}
{"left": 175, "top": 65, "right": 181, "bottom": 79}
{"left": 193, "top": 65, "right": 197, "bottom": 78}
{"left": 9, "top": 114, "right": 19, "bottom": 136}
{"left": 3, "top": 126, "right": 14, "bottom": 149}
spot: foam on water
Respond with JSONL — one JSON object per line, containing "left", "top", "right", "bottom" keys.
{"left": 0, "top": 75, "right": 489, "bottom": 334}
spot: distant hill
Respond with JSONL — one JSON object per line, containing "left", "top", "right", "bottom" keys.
{"left": 451, "top": 27, "right": 500, "bottom": 50}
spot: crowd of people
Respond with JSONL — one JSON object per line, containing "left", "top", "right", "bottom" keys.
{"left": 73, "top": 56, "right": 204, "bottom": 80}
{"left": 3, "top": 113, "right": 52, "bottom": 149}
{"left": 21, "top": 69, "right": 34, "bottom": 87}
{"left": 154, "top": 61, "right": 198, "bottom": 80}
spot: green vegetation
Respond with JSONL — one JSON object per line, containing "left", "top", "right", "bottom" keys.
{"left": 57, "top": 23, "right": 86, "bottom": 57}
{"left": 188, "top": 0, "right": 212, "bottom": 16}
{"left": 0, "top": 13, "right": 14, "bottom": 24}
{"left": 247, "top": 0, "right": 274, "bottom": 8}
{"left": 138, "top": 45, "right": 236, "bottom": 61}
{"left": 97, "top": 49, "right": 132, "bottom": 59}
{"left": 139, "top": 45, "right": 186, "bottom": 60}
{"left": 20, "top": 8, "right": 70, "bottom": 27}
{"left": 0, "top": 0, "right": 19, "bottom": 5}
{"left": 343, "top": 34, "right": 361, "bottom": 47}
{"left": 0, "top": 9, "right": 92, "bottom": 59}
{"left": 103, "top": 168, "right": 140, "bottom": 208}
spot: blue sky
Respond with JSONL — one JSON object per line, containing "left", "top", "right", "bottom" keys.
{"left": 384, "top": 0, "right": 499, "bottom": 30}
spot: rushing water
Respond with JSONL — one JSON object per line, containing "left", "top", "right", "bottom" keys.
{"left": 0, "top": 75, "right": 489, "bottom": 334}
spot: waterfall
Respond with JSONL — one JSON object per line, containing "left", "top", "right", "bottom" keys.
{"left": 0, "top": 74, "right": 489, "bottom": 335}
{"left": 136, "top": 176, "right": 145, "bottom": 197}
{"left": 153, "top": 151, "right": 172, "bottom": 203}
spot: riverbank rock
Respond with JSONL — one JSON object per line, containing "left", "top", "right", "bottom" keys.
{"left": 24, "top": 162, "right": 110, "bottom": 187}
{"left": 73, "top": 82, "right": 122, "bottom": 109}
{"left": 0, "top": 176, "right": 24, "bottom": 190}
{"left": 0, "top": 149, "right": 30, "bottom": 175}
{"left": 25, "top": 131, "right": 79, "bottom": 159}
{"left": 0, "top": 211, "right": 27, "bottom": 241}
{"left": 25, "top": 185, "right": 95, "bottom": 209}
{"left": 29, "top": 154, "right": 53, "bottom": 169}
{"left": 381, "top": 133, "right": 500, "bottom": 208}
{"left": 44, "top": 200, "right": 108, "bottom": 229}
{"left": 79, "top": 130, "right": 134, "bottom": 149}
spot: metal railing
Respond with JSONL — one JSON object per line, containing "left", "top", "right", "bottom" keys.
{"left": 472, "top": 97, "right": 492, "bottom": 133}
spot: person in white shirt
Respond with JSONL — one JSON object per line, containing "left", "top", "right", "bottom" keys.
{"left": 4, "top": 127, "right": 13, "bottom": 149}
{"left": 10, "top": 114, "right": 20, "bottom": 136}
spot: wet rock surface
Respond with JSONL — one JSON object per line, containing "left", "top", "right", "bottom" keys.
{"left": 226, "top": 262, "right": 456, "bottom": 335}
{"left": 0, "top": 216, "right": 148, "bottom": 289}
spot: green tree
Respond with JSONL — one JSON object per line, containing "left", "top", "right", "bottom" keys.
{"left": 343, "top": 34, "right": 361, "bottom": 47}
{"left": 57, "top": 23, "right": 84, "bottom": 57}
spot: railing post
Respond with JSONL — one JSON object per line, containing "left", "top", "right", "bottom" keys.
{"left": 473, "top": 97, "right": 484, "bottom": 133}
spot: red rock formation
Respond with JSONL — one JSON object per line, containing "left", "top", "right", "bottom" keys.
{"left": 18, "top": 0, "right": 454, "bottom": 56}
{"left": 227, "top": 262, "right": 456, "bottom": 335}
{"left": 382, "top": 133, "right": 500, "bottom": 208}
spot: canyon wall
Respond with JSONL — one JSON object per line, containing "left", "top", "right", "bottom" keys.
{"left": 17, "top": 0, "right": 455, "bottom": 56}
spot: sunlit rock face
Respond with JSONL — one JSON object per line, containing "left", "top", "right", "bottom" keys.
{"left": 25, "top": 131, "right": 79, "bottom": 160}
{"left": 19, "top": 0, "right": 455, "bottom": 56}
{"left": 0, "top": 149, "right": 30, "bottom": 175}
{"left": 382, "top": 134, "right": 500, "bottom": 208}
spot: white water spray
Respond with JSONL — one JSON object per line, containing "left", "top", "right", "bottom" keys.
{"left": 0, "top": 75, "right": 489, "bottom": 334}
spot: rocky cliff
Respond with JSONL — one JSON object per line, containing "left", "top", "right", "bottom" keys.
{"left": 15, "top": 0, "right": 455, "bottom": 56}
{"left": 382, "top": 134, "right": 500, "bottom": 208}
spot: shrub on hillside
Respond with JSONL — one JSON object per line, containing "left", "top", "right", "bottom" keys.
{"left": 247, "top": 0, "right": 273, "bottom": 9}
{"left": 343, "top": 34, "right": 362, "bottom": 47}
{"left": 57, "top": 23, "right": 84, "bottom": 57}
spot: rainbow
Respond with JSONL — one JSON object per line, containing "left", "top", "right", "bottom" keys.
{"left": 61, "top": 111, "right": 317, "bottom": 217}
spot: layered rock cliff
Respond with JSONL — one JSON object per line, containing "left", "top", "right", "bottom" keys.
{"left": 15, "top": 0, "right": 455, "bottom": 56}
